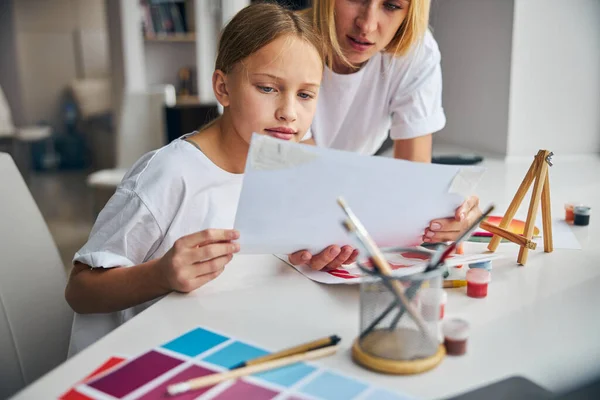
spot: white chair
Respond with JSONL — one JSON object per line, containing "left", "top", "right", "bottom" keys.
{"left": 0, "top": 153, "right": 73, "bottom": 398}
{"left": 0, "top": 85, "right": 16, "bottom": 139}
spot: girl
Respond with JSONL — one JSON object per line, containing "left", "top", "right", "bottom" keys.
{"left": 65, "top": 2, "right": 325, "bottom": 355}
{"left": 288, "top": 0, "right": 482, "bottom": 270}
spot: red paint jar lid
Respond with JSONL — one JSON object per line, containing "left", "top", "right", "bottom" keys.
{"left": 443, "top": 318, "right": 470, "bottom": 341}
{"left": 565, "top": 202, "right": 583, "bottom": 210}
{"left": 466, "top": 268, "right": 491, "bottom": 284}
{"left": 420, "top": 288, "right": 447, "bottom": 306}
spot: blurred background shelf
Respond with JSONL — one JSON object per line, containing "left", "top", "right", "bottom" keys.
{"left": 144, "top": 33, "right": 196, "bottom": 43}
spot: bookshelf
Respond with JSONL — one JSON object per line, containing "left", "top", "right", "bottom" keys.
{"left": 141, "top": 0, "right": 194, "bottom": 38}
{"left": 133, "top": 1, "right": 250, "bottom": 104}
{"left": 144, "top": 33, "right": 196, "bottom": 43}
{"left": 141, "top": 0, "right": 198, "bottom": 97}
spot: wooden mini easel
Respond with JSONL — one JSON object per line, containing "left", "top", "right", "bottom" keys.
{"left": 480, "top": 149, "right": 554, "bottom": 265}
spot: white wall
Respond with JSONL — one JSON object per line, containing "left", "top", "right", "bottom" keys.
{"left": 74, "top": 0, "right": 110, "bottom": 80}
{"left": 221, "top": 0, "right": 250, "bottom": 26}
{"left": 119, "top": 1, "right": 146, "bottom": 93}
{"left": 195, "top": 0, "right": 219, "bottom": 103}
{"left": 14, "top": 0, "right": 79, "bottom": 128}
{"left": 0, "top": 0, "right": 25, "bottom": 126}
{"left": 430, "top": 0, "right": 600, "bottom": 158}
{"left": 429, "top": 0, "right": 515, "bottom": 156}
{"left": 144, "top": 42, "right": 196, "bottom": 87}
{"left": 5, "top": 0, "right": 108, "bottom": 130}
{"left": 105, "top": 0, "right": 150, "bottom": 168}
{"left": 106, "top": 0, "right": 125, "bottom": 120}
{"left": 507, "top": 0, "right": 600, "bottom": 158}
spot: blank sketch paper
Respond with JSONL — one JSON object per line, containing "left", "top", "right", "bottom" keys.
{"left": 234, "top": 134, "right": 485, "bottom": 254}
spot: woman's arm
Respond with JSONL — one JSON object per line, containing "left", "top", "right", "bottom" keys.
{"left": 393, "top": 134, "right": 432, "bottom": 163}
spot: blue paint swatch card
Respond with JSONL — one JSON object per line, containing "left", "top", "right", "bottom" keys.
{"left": 161, "top": 327, "right": 228, "bottom": 357}
{"left": 299, "top": 371, "right": 369, "bottom": 400}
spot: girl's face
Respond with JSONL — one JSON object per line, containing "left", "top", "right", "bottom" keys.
{"left": 216, "top": 35, "right": 322, "bottom": 144}
{"left": 334, "top": 0, "right": 409, "bottom": 68}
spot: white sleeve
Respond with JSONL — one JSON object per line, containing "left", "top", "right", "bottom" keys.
{"left": 389, "top": 38, "right": 446, "bottom": 140}
{"left": 73, "top": 188, "right": 163, "bottom": 269}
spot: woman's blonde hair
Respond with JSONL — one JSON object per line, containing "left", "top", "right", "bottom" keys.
{"left": 309, "top": 0, "right": 430, "bottom": 68}
{"left": 216, "top": 2, "right": 324, "bottom": 74}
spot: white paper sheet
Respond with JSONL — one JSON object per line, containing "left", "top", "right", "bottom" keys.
{"left": 274, "top": 251, "right": 504, "bottom": 285}
{"left": 235, "top": 134, "right": 485, "bottom": 254}
{"left": 542, "top": 219, "right": 581, "bottom": 249}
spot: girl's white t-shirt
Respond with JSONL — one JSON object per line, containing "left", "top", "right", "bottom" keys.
{"left": 311, "top": 30, "right": 446, "bottom": 155}
{"left": 68, "top": 135, "right": 243, "bottom": 356}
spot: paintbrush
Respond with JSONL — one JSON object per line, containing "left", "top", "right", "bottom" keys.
{"left": 167, "top": 345, "right": 339, "bottom": 396}
{"left": 337, "top": 197, "right": 433, "bottom": 340}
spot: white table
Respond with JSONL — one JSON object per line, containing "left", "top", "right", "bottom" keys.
{"left": 13, "top": 156, "right": 600, "bottom": 399}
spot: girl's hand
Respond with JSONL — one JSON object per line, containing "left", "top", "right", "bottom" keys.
{"left": 423, "top": 196, "right": 482, "bottom": 243}
{"left": 156, "top": 229, "right": 240, "bottom": 293}
{"left": 288, "top": 245, "right": 359, "bottom": 271}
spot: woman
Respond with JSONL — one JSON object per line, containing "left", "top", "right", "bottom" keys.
{"left": 289, "top": 0, "right": 481, "bottom": 270}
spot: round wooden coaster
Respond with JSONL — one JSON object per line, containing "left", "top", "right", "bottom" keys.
{"left": 352, "top": 338, "right": 445, "bottom": 375}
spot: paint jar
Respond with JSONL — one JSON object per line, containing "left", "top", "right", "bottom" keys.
{"left": 565, "top": 202, "right": 582, "bottom": 223}
{"left": 469, "top": 260, "right": 493, "bottom": 271}
{"left": 443, "top": 318, "right": 469, "bottom": 356}
{"left": 466, "top": 269, "right": 491, "bottom": 298}
{"left": 455, "top": 243, "right": 464, "bottom": 268}
{"left": 573, "top": 206, "right": 591, "bottom": 226}
{"left": 420, "top": 288, "right": 447, "bottom": 321}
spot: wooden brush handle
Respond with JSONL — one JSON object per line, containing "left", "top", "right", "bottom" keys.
{"left": 167, "top": 345, "right": 338, "bottom": 395}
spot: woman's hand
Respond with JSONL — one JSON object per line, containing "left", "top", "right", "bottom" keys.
{"left": 423, "top": 196, "right": 482, "bottom": 243}
{"left": 288, "top": 245, "right": 359, "bottom": 271}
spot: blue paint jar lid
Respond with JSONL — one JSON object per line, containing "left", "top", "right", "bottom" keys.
{"left": 574, "top": 206, "right": 591, "bottom": 216}
{"left": 469, "top": 260, "right": 493, "bottom": 270}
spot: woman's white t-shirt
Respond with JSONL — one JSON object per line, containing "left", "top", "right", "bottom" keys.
{"left": 68, "top": 135, "right": 243, "bottom": 356}
{"left": 311, "top": 30, "right": 446, "bottom": 155}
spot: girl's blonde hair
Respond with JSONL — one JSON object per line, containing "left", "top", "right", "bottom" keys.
{"left": 216, "top": 2, "right": 324, "bottom": 74}
{"left": 309, "top": 0, "right": 430, "bottom": 68}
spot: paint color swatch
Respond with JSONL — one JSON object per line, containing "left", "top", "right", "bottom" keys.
{"left": 161, "top": 326, "right": 228, "bottom": 357}
{"left": 64, "top": 326, "right": 412, "bottom": 400}
{"left": 213, "top": 380, "right": 279, "bottom": 400}
{"left": 468, "top": 236, "right": 509, "bottom": 243}
{"left": 60, "top": 390, "right": 93, "bottom": 400}
{"left": 202, "top": 341, "right": 268, "bottom": 369}
{"left": 60, "top": 356, "right": 127, "bottom": 399}
{"left": 257, "top": 363, "right": 317, "bottom": 387}
{"left": 87, "top": 351, "right": 183, "bottom": 398}
{"left": 82, "top": 356, "right": 127, "bottom": 381}
{"left": 299, "top": 371, "right": 369, "bottom": 400}
{"left": 137, "top": 365, "right": 217, "bottom": 400}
